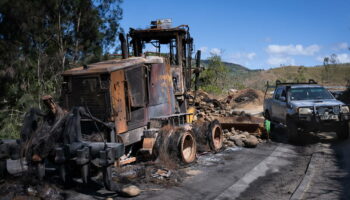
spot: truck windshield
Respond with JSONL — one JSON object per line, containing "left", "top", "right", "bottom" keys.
{"left": 290, "top": 87, "right": 334, "bottom": 100}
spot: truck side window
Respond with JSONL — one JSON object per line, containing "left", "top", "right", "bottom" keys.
{"left": 281, "top": 89, "right": 286, "bottom": 98}
{"left": 274, "top": 88, "right": 283, "bottom": 100}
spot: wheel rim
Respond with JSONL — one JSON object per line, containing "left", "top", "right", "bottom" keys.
{"left": 180, "top": 132, "right": 196, "bottom": 163}
{"left": 211, "top": 124, "right": 223, "bottom": 150}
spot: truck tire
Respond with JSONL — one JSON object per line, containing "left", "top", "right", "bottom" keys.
{"left": 264, "top": 110, "right": 271, "bottom": 120}
{"left": 336, "top": 122, "right": 350, "bottom": 140}
{"left": 287, "top": 118, "right": 299, "bottom": 143}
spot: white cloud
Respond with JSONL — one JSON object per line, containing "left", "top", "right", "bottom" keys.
{"left": 316, "top": 53, "right": 350, "bottom": 64}
{"left": 337, "top": 53, "right": 350, "bottom": 63}
{"left": 266, "top": 44, "right": 320, "bottom": 56}
{"left": 333, "top": 42, "right": 348, "bottom": 51}
{"left": 210, "top": 48, "right": 221, "bottom": 55}
{"left": 231, "top": 52, "right": 256, "bottom": 60}
{"left": 267, "top": 56, "right": 295, "bottom": 66}
{"left": 199, "top": 46, "right": 208, "bottom": 54}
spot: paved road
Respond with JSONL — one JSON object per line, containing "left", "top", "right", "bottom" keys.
{"left": 130, "top": 127, "right": 350, "bottom": 200}
{"left": 4, "top": 127, "right": 350, "bottom": 200}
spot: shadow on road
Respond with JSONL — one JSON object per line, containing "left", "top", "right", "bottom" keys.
{"left": 270, "top": 124, "right": 350, "bottom": 199}
{"left": 269, "top": 124, "right": 338, "bottom": 146}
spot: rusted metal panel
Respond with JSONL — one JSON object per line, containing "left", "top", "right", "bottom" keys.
{"left": 110, "top": 70, "right": 128, "bottom": 134}
{"left": 118, "top": 126, "right": 145, "bottom": 146}
{"left": 125, "top": 65, "right": 146, "bottom": 107}
{"left": 148, "top": 62, "right": 175, "bottom": 118}
{"left": 62, "top": 57, "right": 146, "bottom": 76}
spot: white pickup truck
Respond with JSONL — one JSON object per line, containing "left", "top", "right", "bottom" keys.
{"left": 263, "top": 80, "right": 350, "bottom": 142}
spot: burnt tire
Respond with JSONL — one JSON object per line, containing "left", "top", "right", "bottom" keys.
{"left": 207, "top": 120, "right": 223, "bottom": 152}
{"left": 287, "top": 119, "right": 299, "bottom": 143}
{"left": 179, "top": 131, "right": 197, "bottom": 164}
{"left": 154, "top": 127, "right": 197, "bottom": 165}
{"left": 336, "top": 122, "right": 350, "bottom": 140}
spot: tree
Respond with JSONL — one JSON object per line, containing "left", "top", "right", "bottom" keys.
{"left": 329, "top": 53, "right": 338, "bottom": 64}
{"left": 199, "top": 54, "right": 230, "bottom": 94}
{"left": 294, "top": 66, "right": 306, "bottom": 82}
{"left": 0, "top": 0, "right": 123, "bottom": 138}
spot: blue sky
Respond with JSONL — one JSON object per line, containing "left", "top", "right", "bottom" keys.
{"left": 120, "top": 0, "right": 350, "bottom": 69}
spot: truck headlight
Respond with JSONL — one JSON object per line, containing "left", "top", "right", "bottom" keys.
{"left": 341, "top": 106, "right": 349, "bottom": 113}
{"left": 298, "top": 107, "right": 313, "bottom": 115}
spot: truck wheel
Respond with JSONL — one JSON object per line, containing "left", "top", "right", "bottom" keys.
{"left": 336, "top": 122, "right": 350, "bottom": 140}
{"left": 287, "top": 119, "right": 299, "bottom": 143}
{"left": 264, "top": 110, "right": 271, "bottom": 120}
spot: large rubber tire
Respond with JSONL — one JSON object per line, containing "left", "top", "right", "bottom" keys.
{"left": 287, "top": 118, "right": 299, "bottom": 143}
{"left": 336, "top": 122, "right": 350, "bottom": 140}
{"left": 179, "top": 131, "right": 197, "bottom": 164}
{"left": 207, "top": 120, "right": 223, "bottom": 152}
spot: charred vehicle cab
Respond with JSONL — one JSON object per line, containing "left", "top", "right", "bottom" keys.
{"left": 264, "top": 80, "right": 350, "bottom": 142}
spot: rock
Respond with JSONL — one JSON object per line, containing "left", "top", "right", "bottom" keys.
{"left": 233, "top": 138, "right": 244, "bottom": 147}
{"left": 244, "top": 135, "right": 259, "bottom": 148}
{"left": 250, "top": 132, "right": 259, "bottom": 137}
{"left": 197, "top": 112, "right": 205, "bottom": 118}
{"left": 120, "top": 185, "right": 141, "bottom": 197}
{"left": 226, "top": 141, "right": 235, "bottom": 147}
{"left": 228, "top": 135, "right": 237, "bottom": 141}
{"left": 225, "top": 132, "right": 232, "bottom": 137}
{"left": 242, "top": 131, "right": 250, "bottom": 138}
{"left": 27, "top": 187, "right": 38, "bottom": 196}
{"left": 235, "top": 134, "right": 247, "bottom": 140}
{"left": 231, "top": 110, "right": 241, "bottom": 116}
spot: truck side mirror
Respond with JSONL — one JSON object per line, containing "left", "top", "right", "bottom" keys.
{"left": 279, "top": 96, "right": 286, "bottom": 102}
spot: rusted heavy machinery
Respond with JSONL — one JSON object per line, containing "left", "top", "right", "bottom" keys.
{"left": 0, "top": 20, "right": 223, "bottom": 190}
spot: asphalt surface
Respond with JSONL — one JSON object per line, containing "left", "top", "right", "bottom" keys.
{"left": 128, "top": 126, "right": 350, "bottom": 200}
{"left": 3, "top": 126, "right": 350, "bottom": 200}
{"left": 134, "top": 129, "right": 314, "bottom": 200}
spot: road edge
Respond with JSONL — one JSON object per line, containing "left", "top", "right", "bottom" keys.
{"left": 290, "top": 151, "right": 323, "bottom": 200}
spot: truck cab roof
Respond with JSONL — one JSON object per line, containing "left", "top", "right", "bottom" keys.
{"left": 289, "top": 85, "right": 323, "bottom": 89}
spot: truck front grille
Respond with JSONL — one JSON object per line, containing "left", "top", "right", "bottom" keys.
{"left": 316, "top": 106, "right": 340, "bottom": 115}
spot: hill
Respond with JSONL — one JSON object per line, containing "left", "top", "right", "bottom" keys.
{"left": 200, "top": 60, "right": 350, "bottom": 92}
{"left": 201, "top": 59, "right": 253, "bottom": 74}
{"left": 242, "top": 63, "right": 350, "bottom": 91}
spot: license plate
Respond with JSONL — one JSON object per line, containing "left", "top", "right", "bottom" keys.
{"left": 320, "top": 115, "right": 338, "bottom": 120}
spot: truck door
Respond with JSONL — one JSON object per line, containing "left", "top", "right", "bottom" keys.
{"left": 271, "top": 87, "right": 283, "bottom": 121}
{"left": 275, "top": 87, "right": 287, "bottom": 122}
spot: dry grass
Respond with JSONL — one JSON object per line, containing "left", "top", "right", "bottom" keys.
{"left": 241, "top": 64, "right": 350, "bottom": 91}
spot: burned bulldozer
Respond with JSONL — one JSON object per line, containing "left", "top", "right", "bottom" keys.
{"left": 0, "top": 20, "right": 223, "bottom": 191}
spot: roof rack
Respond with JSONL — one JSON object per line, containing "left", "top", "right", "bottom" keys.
{"left": 275, "top": 79, "right": 317, "bottom": 86}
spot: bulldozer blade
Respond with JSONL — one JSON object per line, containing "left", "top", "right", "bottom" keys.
{"left": 214, "top": 116, "right": 266, "bottom": 136}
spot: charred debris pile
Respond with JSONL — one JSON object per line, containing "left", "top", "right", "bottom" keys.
{"left": 189, "top": 89, "right": 266, "bottom": 148}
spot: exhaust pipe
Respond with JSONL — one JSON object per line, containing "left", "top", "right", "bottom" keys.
{"left": 119, "top": 33, "right": 128, "bottom": 59}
